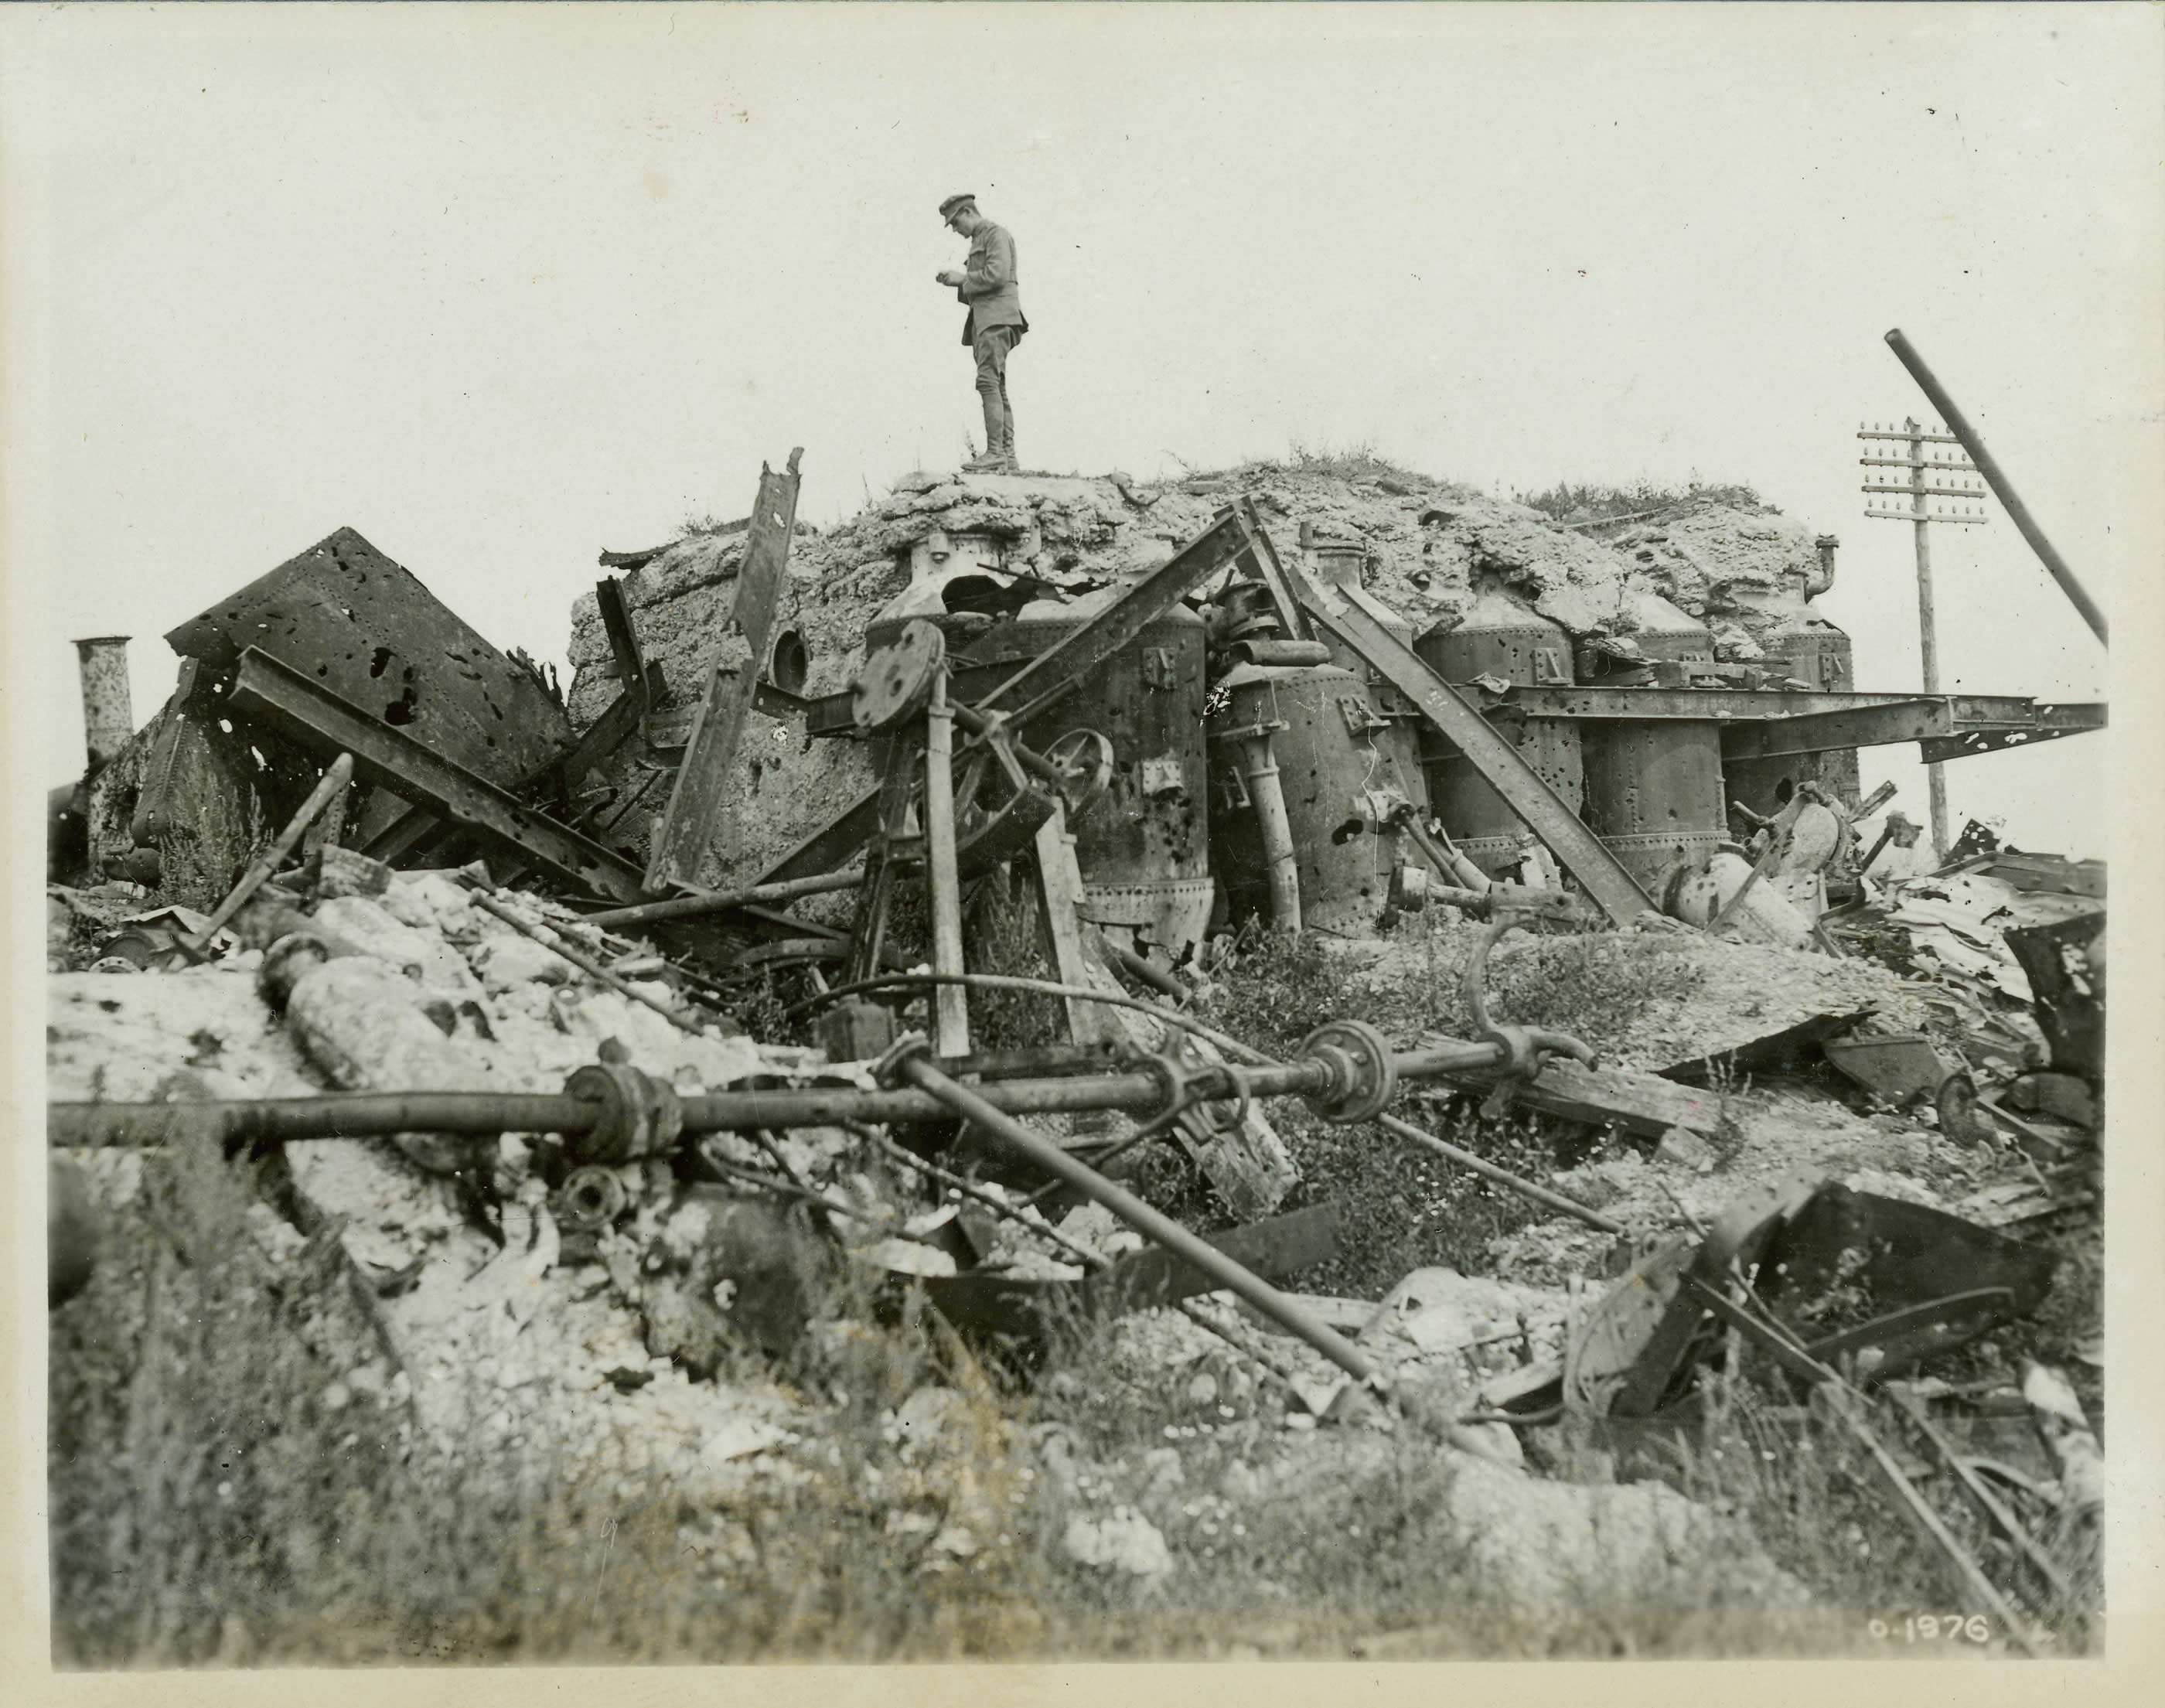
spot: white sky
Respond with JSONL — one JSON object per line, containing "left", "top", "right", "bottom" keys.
{"left": 5, "top": 2, "right": 2157, "bottom": 860}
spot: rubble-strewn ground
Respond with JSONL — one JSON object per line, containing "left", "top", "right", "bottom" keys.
{"left": 48, "top": 459, "right": 2100, "bottom": 1662}
{"left": 49, "top": 855, "right": 2099, "bottom": 1660}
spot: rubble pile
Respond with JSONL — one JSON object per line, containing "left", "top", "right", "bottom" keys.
{"left": 46, "top": 453, "right": 2104, "bottom": 1656}
{"left": 558, "top": 465, "right": 1821, "bottom": 892}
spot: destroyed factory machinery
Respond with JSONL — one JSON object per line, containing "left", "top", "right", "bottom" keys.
{"left": 54, "top": 460, "right": 2105, "bottom": 1382}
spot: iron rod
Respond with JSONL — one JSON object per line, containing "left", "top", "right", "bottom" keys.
{"left": 1884, "top": 329, "right": 2108, "bottom": 644}
{"left": 895, "top": 1053, "right": 1386, "bottom": 1386}
{"left": 578, "top": 870, "right": 862, "bottom": 929}
{"left": 465, "top": 889, "right": 702, "bottom": 1033}
{"left": 1377, "top": 1112, "right": 1622, "bottom": 1233}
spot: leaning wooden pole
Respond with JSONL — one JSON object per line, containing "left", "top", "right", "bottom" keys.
{"left": 1885, "top": 329, "right": 2107, "bottom": 645}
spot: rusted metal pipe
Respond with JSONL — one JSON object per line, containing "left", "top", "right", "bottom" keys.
{"left": 72, "top": 636, "right": 134, "bottom": 772}
{"left": 1884, "top": 329, "right": 2107, "bottom": 645}
{"left": 1236, "top": 733, "right": 1302, "bottom": 934}
{"left": 892, "top": 1048, "right": 1386, "bottom": 1387}
{"left": 1100, "top": 936, "right": 1188, "bottom": 1001}
{"left": 49, "top": 1032, "right": 1516, "bottom": 1152}
{"left": 578, "top": 869, "right": 862, "bottom": 929}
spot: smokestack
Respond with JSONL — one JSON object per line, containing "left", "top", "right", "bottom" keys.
{"left": 73, "top": 636, "right": 133, "bottom": 772}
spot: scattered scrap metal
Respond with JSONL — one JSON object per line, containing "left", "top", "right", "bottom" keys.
{"left": 47, "top": 452, "right": 2103, "bottom": 1639}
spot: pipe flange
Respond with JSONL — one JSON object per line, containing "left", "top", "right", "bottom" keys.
{"left": 1297, "top": 1019, "right": 1397, "bottom": 1124}
{"left": 563, "top": 1061, "right": 683, "bottom": 1164}
{"left": 870, "top": 1031, "right": 934, "bottom": 1090}
{"left": 555, "top": 1164, "right": 630, "bottom": 1232}
{"left": 1481, "top": 1022, "right": 1544, "bottom": 1082}
{"left": 1140, "top": 1048, "right": 1198, "bottom": 1116}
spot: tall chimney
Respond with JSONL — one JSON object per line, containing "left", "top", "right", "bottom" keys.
{"left": 73, "top": 636, "right": 133, "bottom": 772}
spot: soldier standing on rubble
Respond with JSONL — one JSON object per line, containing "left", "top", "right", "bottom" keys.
{"left": 934, "top": 193, "right": 1027, "bottom": 472}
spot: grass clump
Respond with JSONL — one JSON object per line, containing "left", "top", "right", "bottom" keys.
{"left": 48, "top": 1133, "right": 1054, "bottom": 1665}
{"left": 1517, "top": 477, "right": 1771, "bottom": 526}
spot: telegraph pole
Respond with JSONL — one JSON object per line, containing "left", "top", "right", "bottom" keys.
{"left": 1859, "top": 417, "right": 1989, "bottom": 861}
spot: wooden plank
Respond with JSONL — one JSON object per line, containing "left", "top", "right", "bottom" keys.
{"left": 557, "top": 660, "right": 666, "bottom": 791}
{"left": 1032, "top": 804, "right": 1130, "bottom": 1048}
{"left": 1428, "top": 1050, "right": 1722, "bottom": 1139}
{"left": 645, "top": 449, "right": 804, "bottom": 892}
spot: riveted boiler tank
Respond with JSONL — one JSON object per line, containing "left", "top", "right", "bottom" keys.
{"left": 1725, "top": 536, "right": 1861, "bottom": 817}
{"left": 1208, "top": 662, "right": 1419, "bottom": 936}
{"left": 872, "top": 564, "right": 1215, "bottom": 955}
{"left": 1300, "top": 523, "right": 1430, "bottom": 819}
{"left": 1578, "top": 590, "right": 1727, "bottom": 892}
{"left": 1413, "top": 585, "right": 1582, "bottom": 878}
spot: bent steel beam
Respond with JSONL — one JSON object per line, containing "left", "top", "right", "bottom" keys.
{"left": 1720, "top": 698, "right": 2105, "bottom": 762}
{"left": 1505, "top": 687, "right": 2041, "bottom": 724}
{"left": 227, "top": 648, "right": 650, "bottom": 904}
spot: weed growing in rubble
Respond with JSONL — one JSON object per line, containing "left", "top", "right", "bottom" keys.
{"left": 1194, "top": 926, "right": 1658, "bottom": 1294}
{"left": 47, "top": 1135, "right": 1052, "bottom": 1664}
{"left": 1517, "top": 477, "right": 1768, "bottom": 525}
{"left": 1538, "top": 1373, "right": 2098, "bottom": 1656}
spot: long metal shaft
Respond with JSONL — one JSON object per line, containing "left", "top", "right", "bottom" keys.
{"left": 579, "top": 870, "right": 862, "bottom": 929}
{"left": 49, "top": 1038, "right": 1509, "bottom": 1151}
{"left": 465, "top": 890, "right": 701, "bottom": 1033}
{"left": 922, "top": 670, "right": 970, "bottom": 1053}
{"left": 1885, "top": 328, "right": 2107, "bottom": 644}
{"left": 895, "top": 1053, "right": 1386, "bottom": 1386}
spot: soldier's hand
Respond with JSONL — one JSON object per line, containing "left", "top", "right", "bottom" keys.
{"left": 935, "top": 269, "right": 963, "bottom": 287}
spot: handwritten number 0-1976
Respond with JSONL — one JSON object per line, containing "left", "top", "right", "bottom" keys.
{"left": 1868, "top": 1614, "right": 1992, "bottom": 1644}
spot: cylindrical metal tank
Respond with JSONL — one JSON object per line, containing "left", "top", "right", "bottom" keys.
{"left": 1724, "top": 554, "right": 1862, "bottom": 819}
{"left": 1413, "top": 587, "right": 1581, "bottom": 878}
{"left": 873, "top": 568, "right": 1215, "bottom": 953}
{"left": 1301, "top": 524, "right": 1430, "bottom": 819}
{"left": 1207, "top": 663, "right": 1420, "bottom": 936}
{"left": 1580, "top": 591, "right": 1727, "bottom": 892}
